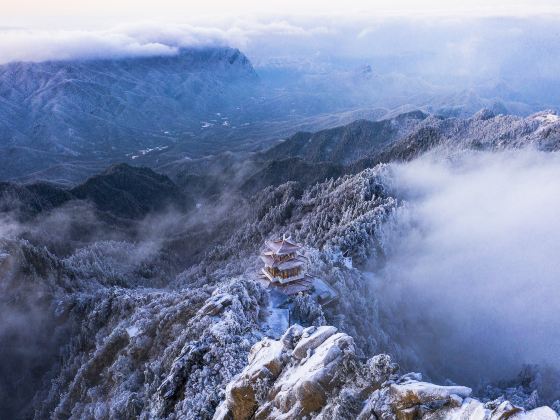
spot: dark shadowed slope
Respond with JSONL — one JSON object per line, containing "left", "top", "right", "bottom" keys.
{"left": 71, "top": 164, "right": 188, "bottom": 218}
{"left": 0, "top": 163, "right": 190, "bottom": 221}
{"left": 262, "top": 111, "right": 429, "bottom": 164}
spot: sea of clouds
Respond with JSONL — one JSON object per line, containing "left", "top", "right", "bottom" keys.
{"left": 374, "top": 149, "right": 560, "bottom": 395}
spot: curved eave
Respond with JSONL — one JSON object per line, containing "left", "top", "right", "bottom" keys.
{"left": 261, "top": 268, "right": 305, "bottom": 284}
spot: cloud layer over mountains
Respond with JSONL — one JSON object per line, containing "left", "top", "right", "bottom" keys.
{"left": 0, "top": 21, "right": 328, "bottom": 64}
{"left": 375, "top": 149, "right": 560, "bottom": 395}
{"left": 0, "top": 16, "right": 558, "bottom": 79}
{"left": 0, "top": 25, "right": 219, "bottom": 64}
{"left": 2, "top": 16, "right": 560, "bottom": 113}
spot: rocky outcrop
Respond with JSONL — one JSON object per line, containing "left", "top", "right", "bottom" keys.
{"left": 215, "top": 325, "right": 559, "bottom": 419}
{"left": 214, "top": 325, "right": 356, "bottom": 419}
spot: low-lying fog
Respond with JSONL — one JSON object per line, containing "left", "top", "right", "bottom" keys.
{"left": 374, "top": 149, "right": 560, "bottom": 397}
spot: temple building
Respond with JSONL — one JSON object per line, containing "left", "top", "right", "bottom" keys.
{"left": 259, "top": 235, "right": 339, "bottom": 337}
{"left": 259, "top": 235, "right": 314, "bottom": 295}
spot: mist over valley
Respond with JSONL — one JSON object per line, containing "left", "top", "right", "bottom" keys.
{"left": 1, "top": 5, "right": 560, "bottom": 419}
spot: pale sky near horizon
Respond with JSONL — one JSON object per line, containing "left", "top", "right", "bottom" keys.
{"left": 2, "top": 0, "right": 559, "bottom": 65}
{"left": 4, "top": 0, "right": 560, "bottom": 28}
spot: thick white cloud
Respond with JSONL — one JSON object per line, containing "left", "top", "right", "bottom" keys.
{"left": 0, "top": 21, "right": 330, "bottom": 64}
{"left": 2, "top": 15, "right": 559, "bottom": 90}
{"left": 0, "top": 29, "right": 178, "bottom": 64}
{"left": 375, "top": 150, "right": 560, "bottom": 392}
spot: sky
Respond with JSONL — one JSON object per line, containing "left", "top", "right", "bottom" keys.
{"left": 1, "top": 0, "right": 560, "bottom": 105}
{"left": 4, "top": 0, "right": 560, "bottom": 28}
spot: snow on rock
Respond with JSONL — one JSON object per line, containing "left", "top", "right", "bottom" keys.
{"left": 514, "top": 406, "right": 559, "bottom": 419}
{"left": 214, "top": 325, "right": 355, "bottom": 419}
{"left": 390, "top": 380, "right": 472, "bottom": 407}
{"left": 247, "top": 338, "right": 286, "bottom": 376}
{"left": 433, "top": 398, "right": 559, "bottom": 420}
{"left": 358, "top": 380, "right": 471, "bottom": 419}
{"left": 266, "top": 331, "right": 354, "bottom": 417}
{"left": 533, "top": 111, "right": 560, "bottom": 124}
{"left": 215, "top": 324, "right": 559, "bottom": 420}
{"left": 292, "top": 325, "right": 338, "bottom": 360}
{"left": 199, "top": 293, "right": 234, "bottom": 316}
{"left": 215, "top": 338, "right": 286, "bottom": 420}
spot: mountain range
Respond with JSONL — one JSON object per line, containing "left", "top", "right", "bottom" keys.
{"left": 2, "top": 41, "right": 560, "bottom": 420}
{"left": 161, "top": 108, "right": 560, "bottom": 196}
{"left": 0, "top": 47, "right": 259, "bottom": 180}
{"left": 2, "top": 111, "right": 560, "bottom": 417}
{"left": 3, "top": 108, "right": 559, "bottom": 220}
{"left": 2, "top": 46, "right": 559, "bottom": 185}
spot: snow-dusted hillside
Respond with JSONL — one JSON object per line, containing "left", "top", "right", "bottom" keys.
{"left": 265, "top": 109, "right": 560, "bottom": 166}
{"left": 2, "top": 38, "right": 559, "bottom": 186}
{"left": 2, "top": 139, "right": 560, "bottom": 418}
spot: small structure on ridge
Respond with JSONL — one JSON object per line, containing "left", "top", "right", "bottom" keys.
{"left": 259, "top": 235, "right": 338, "bottom": 306}
{"left": 260, "top": 235, "right": 313, "bottom": 295}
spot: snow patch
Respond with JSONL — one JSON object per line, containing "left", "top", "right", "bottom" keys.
{"left": 126, "top": 326, "right": 140, "bottom": 338}
{"left": 534, "top": 113, "right": 559, "bottom": 124}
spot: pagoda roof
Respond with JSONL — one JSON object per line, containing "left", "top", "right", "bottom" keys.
{"left": 277, "top": 258, "right": 305, "bottom": 270}
{"left": 264, "top": 236, "right": 302, "bottom": 255}
{"left": 261, "top": 268, "right": 305, "bottom": 284}
{"left": 260, "top": 254, "right": 306, "bottom": 269}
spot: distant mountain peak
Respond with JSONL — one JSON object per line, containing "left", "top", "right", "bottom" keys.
{"left": 0, "top": 46, "right": 259, "bottom": 181}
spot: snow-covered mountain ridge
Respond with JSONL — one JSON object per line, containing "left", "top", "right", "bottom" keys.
{"left": 216, "top": 325, "right": 557, "bottom": 419}
{"left": 2, "top": 144, "right": 560, "bottom": 418}
{"left": 1, "top": 107, "right": 560, "bottom": 418}
{"left": 264, "top": 109, "right": 560, "bottom": 166}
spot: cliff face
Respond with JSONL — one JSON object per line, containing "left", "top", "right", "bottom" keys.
{"left": 215, "top": 325, "right": 558, "bottom": 419}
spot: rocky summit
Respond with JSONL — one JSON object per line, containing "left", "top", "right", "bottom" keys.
{"left": 216, "top": 325, "right": 557, "bottom": 419}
